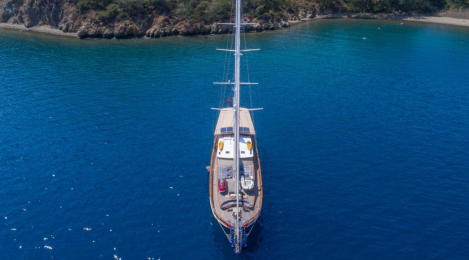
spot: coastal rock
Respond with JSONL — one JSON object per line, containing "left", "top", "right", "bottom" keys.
{"left": 1, "top": 0, "right": 81, "bottom": 32}
{"left": 114, "top": 22, "right": 141, "bottom": 38}
{"left": 103, "top": 28, "right": 113, "bottom": 39}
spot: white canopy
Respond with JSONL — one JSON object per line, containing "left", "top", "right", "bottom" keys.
{"left": 214, "top": 108, "right": 256, "bottom": 136}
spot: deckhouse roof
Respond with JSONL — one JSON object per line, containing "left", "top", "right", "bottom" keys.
{"left": 214, "top": 108, "right": 256, "bottom": 135}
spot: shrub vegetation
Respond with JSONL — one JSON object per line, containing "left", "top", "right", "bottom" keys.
{"left": 74, "top": 0, "right": 469, "bottom": 24}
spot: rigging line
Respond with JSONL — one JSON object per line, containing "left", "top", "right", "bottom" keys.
{"left": 208, "top": 203, "right": 230, "bottom": 240}
{"left": 226, "top": 1, "right": 235, "bottom": 96}
{"left": 218, "top": 221, "right": 231, "bottom": 240}
{"left": 219, "top": 0, "right": 235, "bottom": 110}
{"left": 242, "top": 14, "right": 255, "bottom": 126}
{"left": 223, "top": 43, "right": 233, "bottom": 110}
{"left": 242, "top": 23, "right": 253, "bottom": 109}
{"left": 227, "top": 0, "right": 237, "bottom": 95}
{"left": 224, "top": 32, "right": 233, "bottom": 107}
{"left": 246, "top": 222, "right": 255, "bottom": 236}
{"left": 219, "top": 47, "right": 228, "bottom": 109}
{"left": 220, "top": 19, "right": 234, "bottom": 109}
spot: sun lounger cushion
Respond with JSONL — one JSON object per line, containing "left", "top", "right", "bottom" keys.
{"left": 219, "top": 165, "right": 233, "bottom": 179}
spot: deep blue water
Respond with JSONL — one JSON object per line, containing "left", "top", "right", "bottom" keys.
{"left": 1, "top": 19, "right": 469, "bottom": 259}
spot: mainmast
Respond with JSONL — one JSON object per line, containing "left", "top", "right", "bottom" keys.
{"left": 211, "top": 0, "right": 263, "bottom": 252}
{"left": 233, "top": 0, "right": 242, "bottom": 253}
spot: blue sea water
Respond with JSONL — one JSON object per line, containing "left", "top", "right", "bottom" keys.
{"left": 1, "top": 19, "right": 469, "bottom": 259}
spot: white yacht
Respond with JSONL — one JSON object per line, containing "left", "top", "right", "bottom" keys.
{"left": 207, "top": 0, "right": 263, "bottom": 253}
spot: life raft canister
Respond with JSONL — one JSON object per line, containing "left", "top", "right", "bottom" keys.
{"left": 218, "top": 141, "right": 224, "bottom": 150}
{"left": 219, "top": 178, "right": 227, "bottom": 192}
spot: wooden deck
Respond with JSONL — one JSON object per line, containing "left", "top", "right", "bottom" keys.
{"left": 209, "top": 135, "right": 263, "bottom": 228}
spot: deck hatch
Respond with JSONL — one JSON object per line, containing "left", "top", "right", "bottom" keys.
{"left": 219, "top": 165, "right": 233, "bottom": 179}
{"left": 242, "top": 165, "right": 253, "bottom": 178}
{"left": 240, "top": 127, "right": 250, "bottom": 133}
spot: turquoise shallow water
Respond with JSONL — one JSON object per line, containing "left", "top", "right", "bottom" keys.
{"left": 1, "top": 19, "right": 469, "bottom": 259}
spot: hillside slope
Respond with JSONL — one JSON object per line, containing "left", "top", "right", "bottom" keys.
{"left": 0, "top": 0, "right": 466, "bottom": 38}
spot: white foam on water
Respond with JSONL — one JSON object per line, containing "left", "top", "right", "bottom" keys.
{"left": 83, "top": 227, "right": 92, "bottom": 231}
{"left": 44, "top": 246, "right": 53, "bottom": 250}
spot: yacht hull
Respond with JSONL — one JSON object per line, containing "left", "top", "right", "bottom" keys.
{"left": 209, "top": 132, "right": 263, "bottom": 231}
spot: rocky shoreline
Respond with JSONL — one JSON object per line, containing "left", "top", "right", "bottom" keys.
{"left": 1, "top": 10, "right": 468, "bottom": 39}
{"left": 0, "top": 23, "right": 77, "bottom": 37}
{"left": 0, "top": 0, "right": 308, "bottom": 39}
